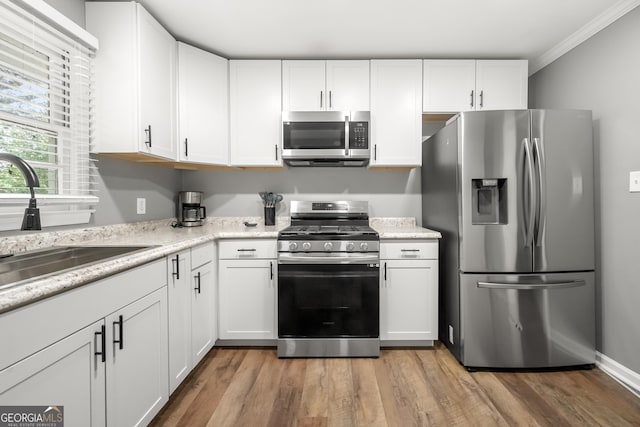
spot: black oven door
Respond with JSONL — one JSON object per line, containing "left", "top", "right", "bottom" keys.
{"left": 278, "top": 262, "right": 379, "bottom": 338}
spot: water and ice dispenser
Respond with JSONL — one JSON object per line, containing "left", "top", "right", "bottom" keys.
{"left": 471, "top": 178, "right": 507, "bottom": 224}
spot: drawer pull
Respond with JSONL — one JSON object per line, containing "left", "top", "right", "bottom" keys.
{"left": 400, "top": 249, "right": 420, "bottom": 252}
{"left": 237, "top": 248, "right": 257, "bottom": 252}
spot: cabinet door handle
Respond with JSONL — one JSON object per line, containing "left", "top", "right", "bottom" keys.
{"left": 94, "top": 324, "right": 106, "bottom": 363}
{"left": 172, "top": 254, "right": 180, "bottom": 280}
{"left": 384, "top": 262, "right": 387, "bottom": 282}
{"left": 184, "top": 138, "right": 188, "bottom": 157}
{"left": 113, "top": 315, "right": 124, "bottom": 350}
{"left": 470, "top": 90, "right": 474, "bottom": 108}
{"left": 329, "top": 90, "right": 332, "bottom": 108}
{"left": 194, "top": 272, "right": 201, "bottom": 294}
{"left": 275, "top": 144, "right": 278, "bottom": 161}
{"left": 270, "top": 261, "right": 274, "bottom": 281}
{"left": 374, "top": 144, "right": 377, "bottom": 161}
{"left": 479, "top": 90, "right": 484, "bottom": 108}
{"left": 144, "top": 125, "right": 152, "bottom": 147}
{"left": 320, "top": 91, "right": 323, "bottom": 108}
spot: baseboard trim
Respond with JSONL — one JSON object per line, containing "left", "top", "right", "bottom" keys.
{"left": 596, "top": 351, "right": 640, "bottom": 398}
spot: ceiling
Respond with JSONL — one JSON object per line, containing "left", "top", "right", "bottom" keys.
{"left": 136, "top": 0, "right": 638, "bottom": 74}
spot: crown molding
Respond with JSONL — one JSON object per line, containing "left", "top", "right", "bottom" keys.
{"left": 530, "top": 0, "right": 640, "bottom": 75}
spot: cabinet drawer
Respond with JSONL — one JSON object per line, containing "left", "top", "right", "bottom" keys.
{"left": 191, "top": 242, "right": 214, "bottom": 270}
{"left": 380, "top": 240, "right": 438, "bottom": 260}
{"left": 218, "top": 239, "right": 277, "bottom": 259}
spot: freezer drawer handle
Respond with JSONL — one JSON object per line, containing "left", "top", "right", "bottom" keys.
{"left": 477, "top": 280, "right": 586, "bottom": 290}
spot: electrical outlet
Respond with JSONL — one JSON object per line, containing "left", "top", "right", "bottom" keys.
{"left": 630, "top": 171, "right": 640, "bottom": 192}
{"left": 136, "top": 198, "right": 146, "bottom": 214}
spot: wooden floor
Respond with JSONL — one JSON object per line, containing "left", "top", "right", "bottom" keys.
{"left": 151, "top": 343, "right": 640, "bottom": 427}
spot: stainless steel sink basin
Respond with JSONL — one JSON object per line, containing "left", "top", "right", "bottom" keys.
{"left": 0, "top": 246, "right": 152, "bottom": 290}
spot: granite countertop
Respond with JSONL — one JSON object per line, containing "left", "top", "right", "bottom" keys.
{"left": 371, "top": 218, "right": 442, "bottom": 239}
{"left": 0, "top": 216, "right": 441, "bottom": 314}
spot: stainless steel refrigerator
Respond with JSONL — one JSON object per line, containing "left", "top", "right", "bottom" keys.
{"left": 422, "top": 109, "right": 596, "bottom": 369}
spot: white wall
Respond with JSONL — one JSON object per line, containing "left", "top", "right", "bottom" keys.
{"left": 530, "top": 7, "right": 640, "bottom": 373}
{"left": 182, "top": 167, "right": 422, "bottom": 221}
{"left": 92, "top": 156, "right": 181, "bottom": 225}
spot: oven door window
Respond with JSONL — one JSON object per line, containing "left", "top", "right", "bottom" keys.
{"left": 278, "top": 264, "right": 379, "bottom": 338}
{"left": 283, "top": 122, "right": 346, "bottom": 150}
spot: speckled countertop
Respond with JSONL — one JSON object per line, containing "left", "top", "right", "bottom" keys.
{"left": 371, "top": 218, "right": 442, "bottom": 239}
{"left": 0, "top": 217, "right": 440, "bottom": 314}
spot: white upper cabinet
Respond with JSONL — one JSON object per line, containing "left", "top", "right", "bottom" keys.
{"left": 475, "top": 60, "right": 528, "bottom": 110}
{"left": 177, "top": 43, "right": 229, "bottom": 165}
{"left": 423, "top": 60, "right": 476, "bottom": 112}
{"left": 282, "top": 60, "right": 370, "bottom": 111}
{"left": 423, "top": 59, "right": 528, "bottom": 112}
{"left": 86, "top": 2, "right": 177, "bottom": 160}
{"left": 370, "top": 59, "right": 423, "bottom": 167}
{"left": 229, "top": 60, "right": 283, "bottom": 167}
{"left": 326, "top": 61, "right": 370, "bottom": 111}
{"left": 282, "top": 60, "right": 325, "bottom": 111}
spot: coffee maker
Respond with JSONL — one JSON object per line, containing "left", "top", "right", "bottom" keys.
{"left": 177, "top": 191, "right": 206, "bottom": 227}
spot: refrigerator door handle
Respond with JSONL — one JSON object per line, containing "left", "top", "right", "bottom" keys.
{"left": 522, "top": 138, "right": 536, "bottom": 247}
{"left": 532, "top": 137, "right": 546, "bottom": 247}
{"left": 477, "top": 280, "right": 586, "bottom": 290}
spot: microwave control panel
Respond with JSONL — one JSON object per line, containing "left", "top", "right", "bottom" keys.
{"left": 349, "top": 122, "right": 369, "bottom": 149}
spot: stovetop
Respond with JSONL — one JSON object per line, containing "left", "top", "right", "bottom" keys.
{"left": 279, "top": 223, "right": 378, "bottom": 240}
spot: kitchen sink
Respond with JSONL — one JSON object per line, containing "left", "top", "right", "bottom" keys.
{"left": 0, "top": 246, "right": 153, "bottom": 290}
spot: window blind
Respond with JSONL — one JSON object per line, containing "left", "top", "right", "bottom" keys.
{"left": 0, "top": 0, "right": 98, "bottom": 229}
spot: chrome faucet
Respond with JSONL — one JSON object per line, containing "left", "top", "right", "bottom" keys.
{"left": 0, "top": 153, "right": 42, "bottom": 230}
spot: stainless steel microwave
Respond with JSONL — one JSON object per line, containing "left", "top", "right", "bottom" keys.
{"left": 282, "top": 111, "right": 370, "bottom": 167}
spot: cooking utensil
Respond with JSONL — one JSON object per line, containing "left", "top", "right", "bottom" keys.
{"left": 259, "top": 192, "right": 283, "bottom": 208}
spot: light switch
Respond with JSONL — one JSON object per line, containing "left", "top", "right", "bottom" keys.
{"left": 136, "top": 197, "right": 146, "bottom": 214}
{"left": 630, "top": 171, "right": 640, "bottom": 193}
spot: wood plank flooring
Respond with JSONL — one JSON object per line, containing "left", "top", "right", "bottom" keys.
{"left": 150, "top": 343, "right": 640, "bottom": 427}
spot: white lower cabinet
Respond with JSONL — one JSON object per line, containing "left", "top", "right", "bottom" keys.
{"left": 0, "top": 258, "right": 168, "bottom": 427}
{"left": 167, "top": 250, "right": 191, "bottom": 393}
{"left": 105, "top": 288, "right": 168, "bottom": 427}
{"left": 191, "top": 255, "right": 216, "bottom": 361}
{"left": 380, "top": 240, "right": 439, "bottom": 344}
{"left": 167, "top": 243, "right": 215, "bottom": 394}
{"left": 0, "top": 320, "right": 106, "bottom": 426}
{"left": 218, "top": 240, "right": 277, "bottom": 340}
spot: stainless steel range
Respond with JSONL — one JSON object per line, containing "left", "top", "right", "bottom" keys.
{"left": 277, "top": 201, "right": 380, "bottom": 358}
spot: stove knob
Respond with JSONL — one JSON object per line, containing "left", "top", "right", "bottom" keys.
{"left": 323, "top": 242, "right": 333, "bottom": 251}
{"left": 289, "top": 242, "right": 298, "bottom": 251}
{"left": 302, "top": 242, "right": 311, "bottom": 251}
{"left": 360, "top": 242, "right": 369, "bottom": 251}
{"left": 346, "top": 242, "right": 355, "bottom": 251}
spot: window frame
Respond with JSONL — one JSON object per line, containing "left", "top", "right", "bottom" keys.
{"left": 0, "top": 0, "right": 99, "bottom": 231}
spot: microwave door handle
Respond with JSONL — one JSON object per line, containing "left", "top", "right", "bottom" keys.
{"left": 345, "top": 114, "right": 350, "bottom": 157}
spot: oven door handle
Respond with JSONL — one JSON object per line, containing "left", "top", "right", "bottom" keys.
{"left": 278, "top": 253, "right": 379, "bottom": 265}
